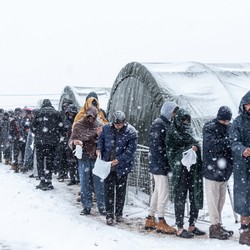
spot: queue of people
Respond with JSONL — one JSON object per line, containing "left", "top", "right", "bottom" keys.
{"left": 0, "top": 90, "right": 250, "bottom": 247}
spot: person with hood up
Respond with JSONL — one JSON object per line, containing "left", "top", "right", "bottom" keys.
{"left": 166, "top": 108, "right": 205, "bottom": 238}
{"left": 73, "top": 92, "right": 108, "bottom": 126}
{"left": 229, "top": 90, "right": 250, "bottom": 246}
{"left": 145, "top": 101, "right": 178, "bottom": 234}
{"left": 203, "top": 106, "right": 234, "bottom": 240}
{"left": 59, "top": 104, "right": 79, "bottom": 185}
{"left": 69, "top": 106, "right": 105, "bottom": 216}
{"left": 31, "top": 99, "right": 63, "bottom": 191}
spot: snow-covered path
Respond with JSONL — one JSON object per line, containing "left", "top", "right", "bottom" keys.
{"left": 0, "top": 164, "right": 245, "bottom": 250}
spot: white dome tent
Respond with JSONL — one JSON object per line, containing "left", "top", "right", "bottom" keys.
{"left": 107, "top": 61, "right": 250, "bottom": 145}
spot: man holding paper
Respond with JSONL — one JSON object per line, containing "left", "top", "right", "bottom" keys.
{"left": 96, "top": 110, "right": 137, "bottom": 226}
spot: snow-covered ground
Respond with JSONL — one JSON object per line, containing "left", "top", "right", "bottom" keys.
{"left": 0, "top": 164, "right": 245, "bottom": 250}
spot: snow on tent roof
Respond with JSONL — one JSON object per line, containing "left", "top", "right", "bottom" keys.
{"left": 107, "top": 61, "right": 250, "bottom": 146}
{"left": 58, "top": 86, "right": 111, "bottom": 111}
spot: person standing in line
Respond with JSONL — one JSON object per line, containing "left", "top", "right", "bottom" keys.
{"left": 31, "top": 99, "right": 63, "bottom": 190}
{"left": 0, "top": 112, "right": 11, "bottom": 165}
{"left": 229, "top": 90, "right": 250, "bottom": 246}
{"left": 144, "top": 101, "right": 178, "bottom": 234}
{"left": 61, "top": 104, "right": 79, "bottom": 185}
{"left": 9, "top": 107, "right": 25, "bottom": 172}
{"left": 96, "top": 110, "right": 137, "bottom": 226}
{"left": 69, "top": 106, "right": 105, "bottom": 216}
{"left": 166, "top": 108, "right": 205, "bottom": 238}
{"left": 202, "top": 106, "right": 234, "bottom": 240}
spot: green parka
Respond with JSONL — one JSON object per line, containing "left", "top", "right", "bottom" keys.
{"left": 166, "top": 108, "right": 203, "bottom": 209}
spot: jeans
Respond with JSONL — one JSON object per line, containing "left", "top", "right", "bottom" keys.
{"left": 78, "top": 158, "right": 105, "bottom": 211}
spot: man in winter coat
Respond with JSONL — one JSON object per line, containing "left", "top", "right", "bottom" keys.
{"left": 9, "top": 107, "right": 25, "bottom": 172}
{"left": 166, "top": 108, "right": 205, "bottom": 238}
{"left": 203, "top": 106, "right": 234, "bottom": 240}
{"left": 229, "top": 90, "right": 250, "bottom": 246}
{"left": 145, "top": 101, "right": 178, "bottom": 234}
{"left": 69, "top": 106, "right": 105, "bottom": 216}
{"left": 0, "top": 112, "right": 11, "bottom": 165}
{"left": 96, "top": 110, "right": 138, "bottom": 226}
{"left": 31, "top": 99, "right": 63, "bottom": 190}
{"left": 59, "top": 104, "right": 79, "bottom": 185}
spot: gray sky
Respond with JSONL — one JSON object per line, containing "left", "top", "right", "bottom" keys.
{"left": 0, "top": 0, "right": 249, "bottom": 107}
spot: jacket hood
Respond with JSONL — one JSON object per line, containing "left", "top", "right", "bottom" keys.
{"left": 85, "top": 106, "right": 98, "bottom": 118}
{"left": 86, "top": 92, "right": 98, "bottom": 101}
{"left": 174, "top": 108, "right": 191, "bottom": 131}
{"left": 160, "top": 101, "right": 178, "bottom": 121}
{"left": 239, "top": 90, "right": 250, "bottom": 115}
{"left": 41, "top": 99, "right": 53, "bottom": 108}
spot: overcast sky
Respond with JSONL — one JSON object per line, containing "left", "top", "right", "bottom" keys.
{"left": 0, "top": 0, "right": 249, "bottom": 106}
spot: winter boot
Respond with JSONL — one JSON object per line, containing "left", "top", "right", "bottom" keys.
{"left": 145, "top": 216, "right": 157, "bottom": 230}
{"left": 42, "top": 181, "right": 54, "bottom": 191}
{"left": 209, "top": 224, "right": 229, "bottom": 240}
{"left": 219, "top": 224, "right": 234, "bottom": 236}
{"left": 11, "top": 162, "right": 18, "bottom": 172}
{"left": 36, "top": 180, "right": 46, "bottom": 189}
{"left": 4, "top": 159, "right": 10, "bottom": 165}
{"left": 239, "top": 228, "right": 250, "bottom": 246}
{"left": 156, "top": 218, "right": 177, "bottom": 234}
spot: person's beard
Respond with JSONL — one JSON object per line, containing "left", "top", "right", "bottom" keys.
{"left": 246, "top": 109, "right": 250, "bottom": 116}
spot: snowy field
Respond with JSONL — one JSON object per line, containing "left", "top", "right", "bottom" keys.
{"left": 0, "top": 164, "right": 246, "bottom": 250}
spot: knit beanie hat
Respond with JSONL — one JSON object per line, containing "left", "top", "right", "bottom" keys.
{"left": 216, "top": 106, "right": 232, "bottom": 121}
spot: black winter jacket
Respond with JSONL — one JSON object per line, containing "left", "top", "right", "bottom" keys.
{"left": 148, "top": 115, "right": 171, "bottom": 175}
{"left": 202, "top": 118, "right": 233, "bottom": 182}
{"left": 32, "top": 99, "right": 63, "bottom": 146}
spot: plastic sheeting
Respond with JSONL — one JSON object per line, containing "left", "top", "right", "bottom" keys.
{"left": 107, "top": 62, "right": 250, "bottom": 145}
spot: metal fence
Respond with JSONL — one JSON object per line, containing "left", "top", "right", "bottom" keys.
{"left": 126, "top": 144, "right": 236, "bottom": 222}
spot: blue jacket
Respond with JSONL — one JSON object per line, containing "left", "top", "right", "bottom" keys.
{"left": 97, "top": 122, "right": 137, "bottom": 177}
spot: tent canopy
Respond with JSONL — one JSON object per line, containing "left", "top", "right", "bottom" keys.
{"left": 107, "top": 62, "right": 250, "bottom": 145}
{"left": 59, "top": 86, "right": 111, "bottom": 112}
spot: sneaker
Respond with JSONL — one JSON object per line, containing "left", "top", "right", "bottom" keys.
{"left": 176, "top": 229, "right": 194, "bottom": 238}
{"left": 189, "top": 226, "right": 206, "bottom": 236}
{"left": 80, "top": 208, "right": 91, "bottom": 215}
{"left": 106, "top": 217, "right": 114, "bottom": 226}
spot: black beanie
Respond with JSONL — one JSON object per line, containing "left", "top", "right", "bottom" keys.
{"left": 216, "top": 106, "right": 232, "bottom": 121}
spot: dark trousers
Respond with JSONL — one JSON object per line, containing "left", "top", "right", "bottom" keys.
{"left": 36, "top": 144, "right": 56, "bottom": 181}
{"left": 174, "top": 167, "right": 199, "bottom": 228}
{"left": 13, "top": 141, "right": 25, "bottom": 165}
{"left": 104, "top": 171, "right": 127, "bottom": 218}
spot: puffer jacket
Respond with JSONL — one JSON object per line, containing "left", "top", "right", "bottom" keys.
{"left": 97, "top": 122, "right": 138, "bottom": 177}
{"left": 32, "top": 99, "right": 63, "bottom": 146}
{"left": 202, "top": 118, "right": 233, "bottom": 181}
